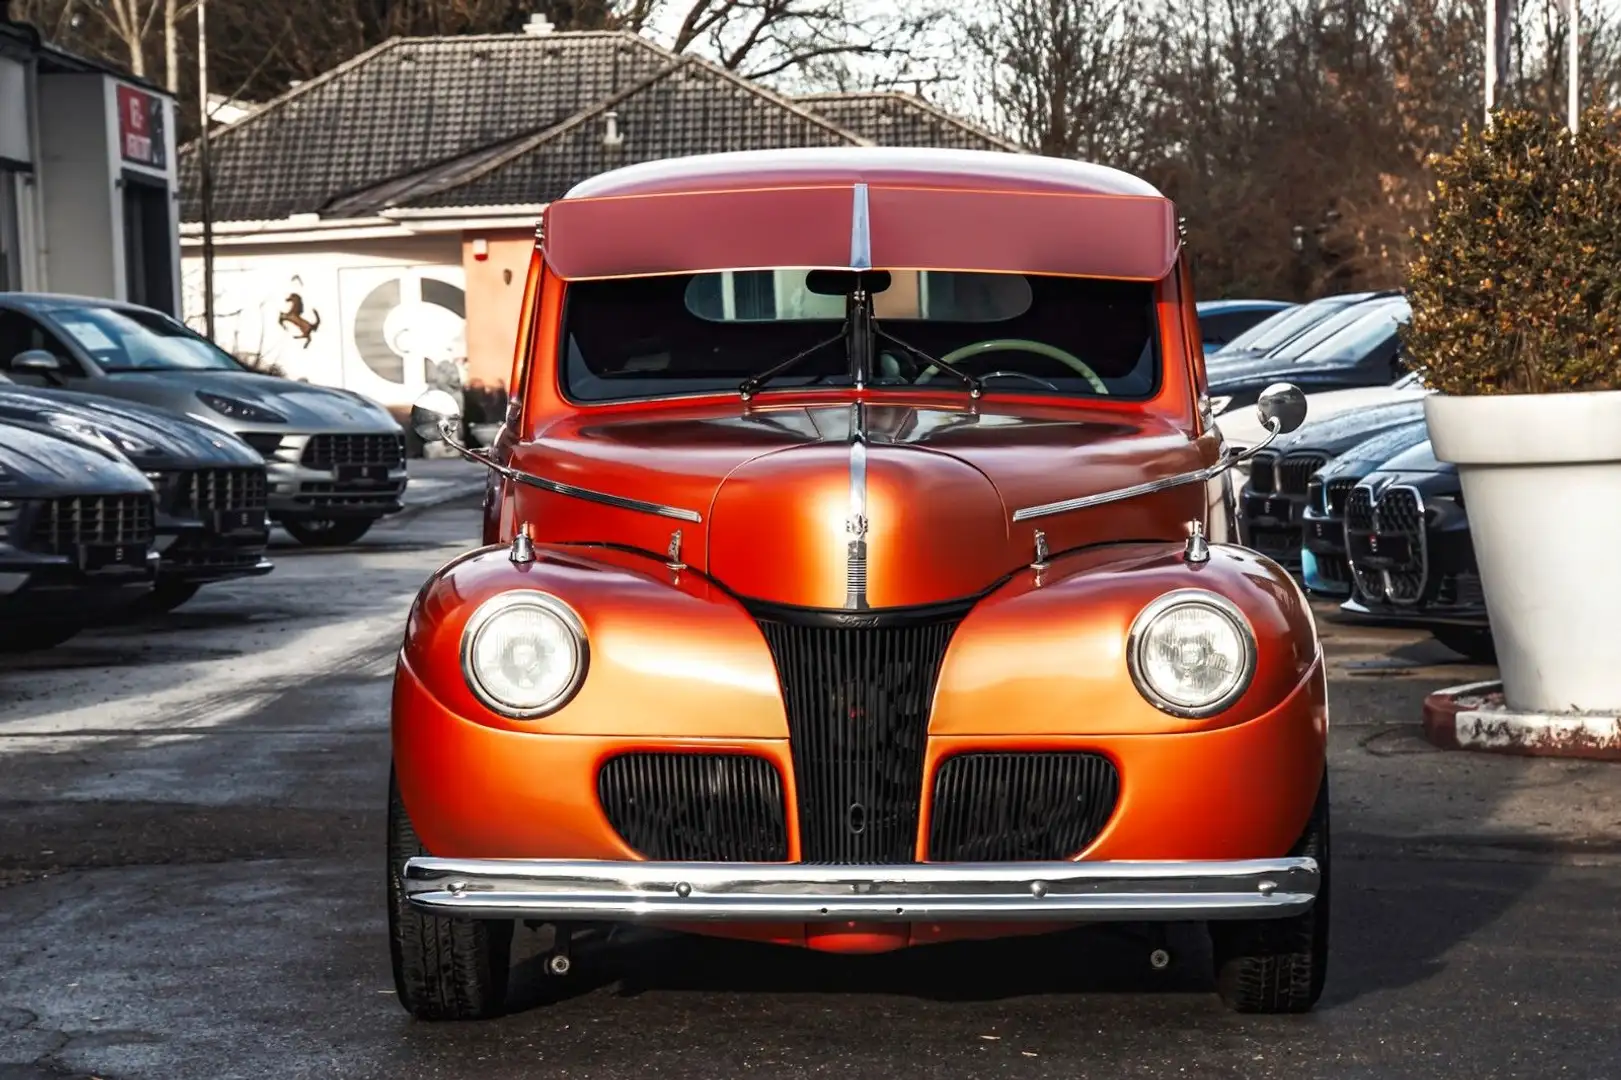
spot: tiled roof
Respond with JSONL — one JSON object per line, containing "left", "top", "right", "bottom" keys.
{"left": 795, "top": 92, "right": 1025, "bottom": 153}
{"left": 393, "top": 56, "right": 869, "bottom": 210}
{"left": 179, "top": 32, "right": 676, "bottom": 222}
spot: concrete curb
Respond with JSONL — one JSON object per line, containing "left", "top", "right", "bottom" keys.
{"left": 1422, "top": 680, "right": 1621, "bottom": 761}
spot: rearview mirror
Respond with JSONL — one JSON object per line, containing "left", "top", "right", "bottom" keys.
{"left": 411, "top": 389, "right": 462, "bottom": 443}
{"left": 1256, "top": 382, "right": 1307, "bottom": 436}
{"left": 11, "top": 350, "right": 61, "bottom": 375}
{"left": 805, "top": 269, "right": 892, "bottom": 296}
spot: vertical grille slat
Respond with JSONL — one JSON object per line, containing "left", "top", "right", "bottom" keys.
{"left": 757, "top": 611, "right": 963, "bottom": 865}
{"left": 178, "top": 468, "right": 269, "bottom": 515}
{"left": 27, "top": 494, "right": 155, "bottom": 553}
{"left": 598, "top": 753, "right": 787, "bottom": 862}
{"left": 928, "top": 753, "right": 1120, "bottom": 862}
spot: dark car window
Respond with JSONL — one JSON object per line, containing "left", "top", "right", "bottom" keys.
{"left": 560, "top": 269, "right": 1160, "bottom": 403}
{"left": 0, "top": 309, "right": 85, "bottom": 376}
{"left": 1293, "top": 299, "right": 1410, "bottom": 365}
{"left": 1215, "top": 296, "right": 1351, "bottom": 356}
{"left": 1200, "top": 310, "right": 1275, "bottom": 346}
{"left": 41, "top": 304, "right": 243, "bottom": 373}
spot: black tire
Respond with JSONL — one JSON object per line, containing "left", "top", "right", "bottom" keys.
{"left": 1432, "top": 626, "right": 1497, "bottom": 665}
{"left": 0, "top": 622, "right": 84, "bottom": 653}
{"left": 282, "top": 517, "right": 375, "bottom": 547}
{"left": 387, "top": 769, "right": 512, "bottom": 1021}
{"left": 1209, "top": 773, "right": 1331, "bottom": 1014}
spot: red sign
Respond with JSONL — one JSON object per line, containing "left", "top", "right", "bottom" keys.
{"left": 117, "top": 85, "right": 167, "bottom": 169}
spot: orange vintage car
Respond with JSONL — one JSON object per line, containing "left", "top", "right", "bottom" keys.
{"left": 390, "top": 148, "right": 1327, "bottom": 1021}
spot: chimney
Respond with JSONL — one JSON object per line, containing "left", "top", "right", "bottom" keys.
{"left": 602, "top": 110, "right": 623, "bottom": 149}
{"left": 524, "top": 13, "right": 555, "bottom": 35}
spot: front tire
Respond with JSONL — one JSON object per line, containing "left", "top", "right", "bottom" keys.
{"left": 387, "top": 770, "right": 513, "bottom": 1020}
{"left": 1209, "top": 773, "right": 1330, "bottom": 1014}
{"left": 282, "top": 517, "right": 374, "bottom": 547}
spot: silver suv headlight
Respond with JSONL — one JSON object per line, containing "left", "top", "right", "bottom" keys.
{"left": 460, "top": 591, "right": 588, "bottom": 718}
{"left": 1127, "top": 589, "right": 1257, "bottom": 718}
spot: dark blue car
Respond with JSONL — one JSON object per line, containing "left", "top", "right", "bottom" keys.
{"left": 1195, "top": 300, "right": 1295, "bottom": 355}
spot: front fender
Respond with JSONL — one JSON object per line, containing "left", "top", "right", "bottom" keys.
{"left": 930, "top": 541, "right": 1324, "bottom": 736}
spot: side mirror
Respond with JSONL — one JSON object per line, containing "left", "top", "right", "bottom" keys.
{"left": 1255, "top": 382, "right": 1307, "bottom": 436}
{"left": 411, "top": 388, "right": 462, "bottom": 443}
{"left": 11, "top": 349, "right": 62, "bottom": 376}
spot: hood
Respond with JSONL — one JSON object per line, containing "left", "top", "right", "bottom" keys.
{"left": 0, "top": 420, "right": 152, "bottom": 495}
{"left": 515, "top": 399, "right": 1215, "bottom": 609}
{"left": 1376, "top": 438, "right": 1452, "bottom": 477}
{"left": 1314, "top": 420, "right": 1431, "bottom": 482}
{"left": 0, "top": 387, "right": 262, "bottom": 469}
{"left": 1266, "top": 399, "right": 1426, "bottom": 457}
{"left": 100, "top": 370, "right": 401, "bottom": 432}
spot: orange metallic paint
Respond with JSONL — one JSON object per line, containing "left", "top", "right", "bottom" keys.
{"left": 399, "top": 158, "right": 1322, "bottom": 955}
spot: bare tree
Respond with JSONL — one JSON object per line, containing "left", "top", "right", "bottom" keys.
{"left": 13, "top": 0, "right": 196, "bottom": 90}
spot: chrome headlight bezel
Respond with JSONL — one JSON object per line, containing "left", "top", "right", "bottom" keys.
{"left": 458, "top": 591, "right": 589, "bottom": 720}
{"left": 1126, "top": 588, "right": 1258, "bottom": 719}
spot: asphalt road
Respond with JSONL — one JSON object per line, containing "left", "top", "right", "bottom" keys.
{"left": 3, "top": 501, "right": 1620, "bottom": 1080}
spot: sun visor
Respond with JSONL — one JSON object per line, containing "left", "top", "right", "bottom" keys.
{"left": 543, "top": 183, "right": 1180, "bottom": 282}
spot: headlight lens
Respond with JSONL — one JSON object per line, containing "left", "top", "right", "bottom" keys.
{"left": 1127, "top": 589, "right": 1256, "bottom": 718}
{"left": 460, "top": 592, "right": 588, "bottom": 718}
{"left": 196, "top": 391, "right": 287, "bottom": 424}
{"left": 47, "top": 413, "right": 154, "bottom": 455}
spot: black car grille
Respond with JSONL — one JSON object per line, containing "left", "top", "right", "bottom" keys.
{"left": 1345, "top": 486, "right": 1374, "bottom": 531}
{"left": 928, "top": 753, "right": 1119, "bottom": 862}
{"left": 1374, "top": 487, "right": 1426, "bottom": 602}
{"left": 1247, "top": 451, "right": 1278, "bottom": 494}
{"left": 756, "top": 610, "right": 963, "bottom": 864}
{"left": 1325, "top": 476, "right": 1359, "bottom": 518}
{"left": 1312, "top": 552, "right": 1351, "bottom": 585}
{"left": 1278, "top": 453, "right": 1328, "bottom": 496}
{"left": 179, "top": 468, "right": 268, "bottom": 515}
{"left": 301, "top": 433, "right": 404, "bottom": 470}
{"left": 27, "top": 494, "right": 155, "bottom": 553}
{"left": 597, "top": 753, "right": 788, "bottom": 862}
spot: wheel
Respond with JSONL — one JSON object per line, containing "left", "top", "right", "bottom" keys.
{"left": 1432, "top": 626, "right": 1497, "bottom": 664}
{"left": 0, "top": 622, "right": 83, "bottom": 653}
{"left": 282, "top": 517, "right": 375, "bottom": 547}
{"left": 141, "top": 581, "right": 202, "bottom": 614}
{"left": 387, "top": 769, "right": 512, "bottom": 1021}
{"left": 1209, "top": 773, "right": 1330, "bottom": 1014}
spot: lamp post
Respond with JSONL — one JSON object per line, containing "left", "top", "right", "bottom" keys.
{"left": 1485, "top": 0, "right": 1514, "bottom": 125}
{"left": 1569, "top": 0, "right": 1580, "bottom": 133}
{"left": 197, "top": 0, "right": 216, "bottom": 339}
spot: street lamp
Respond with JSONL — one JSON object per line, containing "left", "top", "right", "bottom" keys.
{"left": 1569, "top": 0, "right": 1581, "bottom": 133}
{"left": 198, "top": 0, "right": 216, "bottom": 339}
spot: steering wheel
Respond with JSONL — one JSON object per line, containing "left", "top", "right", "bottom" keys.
{"left": 918, "top": 339, "right": 1109, "bottom": 394}
{"left": 978, "top": 370, "right": 1060, "bottom": 391}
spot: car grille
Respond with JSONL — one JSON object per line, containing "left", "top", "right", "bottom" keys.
{"left": 300, "top": 433, "right": 404, "bottom": 470}
{"left": 27, "top": 494, "right": 155, "bottom": 553}
{"left": 756, "top": 611, "right": 963, "bottom": 864}
{"left": 1278, "top": 452, "right": 1328, "bottom": 496}
{"left": 179, "top": 468, "right": 268, "bottom": 515}
{"left": 928, "top": 752, "right": 1119, "bottom": 862}
{"left": 236, "top": 432, "right": 284, "bottom": 457}
{"left": 1375, "top": 487, "right": 1426, "bottom": 602}
{"left": 1247, "top": 526, "right": 1298, "bottom": 560}
{"left": 597, "top": 753, "right": 788, "bottom": 862}
{"left": 292, "top": 481, "right": 404, "bottom": 509}
{"left": 1325, "top": 477, "right": 1359, "bottom": 518}
{"left": 1344, "top": 485, "right": 1374, "bottom": 531}
{"left": 1312, "top": 552, "right": 1351, "bottom": 585}
{"left": 1247, "top": 451, "right": 1278, "bottom": 494}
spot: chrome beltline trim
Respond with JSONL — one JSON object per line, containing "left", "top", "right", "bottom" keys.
{"left": 1012, "top": 446, "right": 1237, "bottom": 522}
{"left": 401, "top": 855, "right": 1321, "bottom": 923}
{"left": 509, "top": 469, "right": 704, "bottom": 523}
{"left": 850, "top": 183, "right": 871, "bottom": 268}
{"left": 845, "top": 402, "right": 870, "bottom": 609}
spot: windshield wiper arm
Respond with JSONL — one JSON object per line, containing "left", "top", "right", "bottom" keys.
{"left": 871, "top": 324, "right": 982, "bottom": 398}
{"left": 738, "top": 319, "right": 851, "bottom": 401}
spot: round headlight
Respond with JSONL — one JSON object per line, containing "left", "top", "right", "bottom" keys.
{"left": 1127, "top": 589, "right": 1256, "bottom": 718}
{"left": 460, "top": 592, "right": 588, "bottom": 718}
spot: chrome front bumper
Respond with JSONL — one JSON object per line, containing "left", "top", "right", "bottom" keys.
{"left": 402, "top": 857, "right": 1320, "bottom": 923}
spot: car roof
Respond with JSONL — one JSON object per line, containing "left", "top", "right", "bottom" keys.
{"left": 0, "top": 292, "right": 150, "bottom": 315}
{"left": 1197, "top": 299, "right": 1293, "bottom": 314}
{"left": 563, "top": 147, "right": 1165, "bottom": 202}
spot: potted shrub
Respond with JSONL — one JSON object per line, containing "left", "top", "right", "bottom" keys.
{"left": 1406, "top": 107, "right": 1621, "bottom": 713}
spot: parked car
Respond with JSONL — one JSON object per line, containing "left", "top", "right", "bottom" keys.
{"left": 0, "top": 419, "right": 158, "bottom": 651}
{"left": 1208, "top": 293, "right": 1410, "bottom": 419}
{"left": 1300, "top": 420, "right": 1431, "bottom": 597}
{"left": 1238, "top": 398, "right": 1426, "bottom": 571}
{"left": 1196, "top": 299, "right": 1294, "bottom": 355}
{"left": 1341, "top": 440, "right": 1493, "bottom": 663}
{"left": 1217, "top": 370, "right": 1429, "bottom": 451}
{"left": 388, "top": 148, "right": 1331, "bottom": 1020}
{"left": 0, "top": 294, "right": 407, "bottom": 546}
{"left": 1206, "top": 290, "right": 1384, "bottom": 370}
{"left": 0, "top": 382, "right": 271, "bottom": 611}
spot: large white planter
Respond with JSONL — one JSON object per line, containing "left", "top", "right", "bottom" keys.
{"left": 1426, "top": 391, "right": 1621, "bottom": 713}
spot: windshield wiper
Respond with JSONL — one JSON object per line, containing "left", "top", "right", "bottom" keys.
{"left": 738, "top": 319, "right": 851, "bottom": 401}
{"left": 871, "top": 323, "right": 982, "bottom": 398}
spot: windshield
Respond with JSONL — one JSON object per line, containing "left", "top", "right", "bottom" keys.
{"left": 560, "top": 269, "right": 1159, "bottom": 403}
{"left": 1214, "top": 295, "right": 1357, "bottom": 356}
{"left": 46, "top": 305, "right": 244, "bottom": 373}
{"left": 1288, "top": 299, "right": 1409, "bottom": 364}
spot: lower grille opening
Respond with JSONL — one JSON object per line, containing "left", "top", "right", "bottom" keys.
{"left": 598, "top": 753, "right": 788, "bottom": 862}
{"left": 928, "top": 752, "right": 1120, "bottom": 862}
{"left": 757, "top": 610, "right": 964, "bottom": 864}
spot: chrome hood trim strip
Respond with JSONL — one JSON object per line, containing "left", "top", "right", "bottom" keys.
{"left": 1012, "top": 446, "right": 1238, "bottom": 522}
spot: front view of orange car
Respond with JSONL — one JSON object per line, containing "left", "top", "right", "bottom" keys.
{"left": 385, "top": 148, "right": 1329, "bottom": 1022}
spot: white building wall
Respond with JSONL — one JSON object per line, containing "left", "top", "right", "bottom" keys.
{"left": 180, "top": 237, "right": 466, "bottom": 415}
{"left": 36, "top": 73, "right": 119, "bottom": 299}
